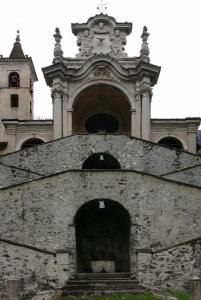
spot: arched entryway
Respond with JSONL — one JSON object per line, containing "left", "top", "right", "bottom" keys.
{"left": 72, "top": 84, "right": 131, "bottom": 134}
{"left": 82, "top": 153, "right": 121, "bottom": 169}
{"left": 75, "top": 199, "right": 130, "bottom": 273}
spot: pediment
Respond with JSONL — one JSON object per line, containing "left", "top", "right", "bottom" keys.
{"left": 69, "top": 57, "right": 132, "bottom": 83}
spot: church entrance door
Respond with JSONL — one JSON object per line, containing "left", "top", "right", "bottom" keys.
{"left": 75, "top": 199, "right": 130, "bottom": 273}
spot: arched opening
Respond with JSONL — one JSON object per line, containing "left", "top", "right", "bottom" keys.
{"left": 158, "top": 137, "right": 183, "bottom": 150}
{"left": 75, "top": 199, "right": 130, "bottom": 273}
{"left": 8, "top": 72, "right": 20, "bottom": 88}
{"left": 85, "top": 113, "right": 119, "bottom": 133}
{"left": 73, "top": 84, "right": 131, "bottom": 134}
{"left": 21, "top": 138, "right": 45, "bottom": 149}
{"left": 82, "top": 153, "right": 121, "bottom": 169}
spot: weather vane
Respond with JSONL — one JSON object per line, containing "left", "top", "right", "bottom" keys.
{"left": 97, "top": 0, "right": 107, "bottom": 14}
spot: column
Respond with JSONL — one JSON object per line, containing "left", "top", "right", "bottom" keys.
{"left": 52, "top": 88, "right": 63, "bottom": 139}
{"left": 134, "top": 82, "right": 142, "bottom": 138}
{"left": 62, "top": 91, "right": 68, "bottom": 137}
{"left": 131, "top": 109, "right": 137, "bottom": 137}
{"left": 141, "top": 88, "right": 152, "bottom": 141}
{"left": 67, "top": 109, "right": 73, "bottom": 136}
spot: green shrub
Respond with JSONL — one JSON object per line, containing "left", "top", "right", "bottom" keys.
{"left": 167, "top": 289, "right": 191, "bottom": 300}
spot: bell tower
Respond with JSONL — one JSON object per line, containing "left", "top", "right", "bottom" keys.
{"left": 0, "top": 31, "right": 38, "bottom": 120}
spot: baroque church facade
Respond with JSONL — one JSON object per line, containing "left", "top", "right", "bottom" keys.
{"left": 0, "top": 12, "right": 201, "bottom": 299}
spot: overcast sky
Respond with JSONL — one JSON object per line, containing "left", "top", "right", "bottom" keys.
{"left": 1, "top": 0, "right": 201, "bottom": 120}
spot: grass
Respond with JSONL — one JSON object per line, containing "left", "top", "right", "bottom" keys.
{"left": 56, "top": 291, "right": 160, "bottom": 300}
{"left": 167, "top": 289, "right": 191, "bottom": 300}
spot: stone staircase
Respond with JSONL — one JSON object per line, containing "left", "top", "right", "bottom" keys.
{"left": 62, "top": 273, "right": 145, "bottom": 296}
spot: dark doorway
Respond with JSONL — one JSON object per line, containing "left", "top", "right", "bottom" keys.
{"left": 85, "top": 113, "right": 119, "bottom": 133}
{"left": 75, "top": 199, "right": 130, "bottom": 273}
{"left": 158, "top": 137, "right": 183, "bottom": 150}
{"left": 82, "top": 153, "right": 121, "bottom": 169}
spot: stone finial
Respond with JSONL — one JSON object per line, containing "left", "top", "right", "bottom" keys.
{"left": 16, "top": 30, "right": 20, "bottom": 43}
{"left": 140, "top": 26, "right": 150, "bottom": 62}
{"left": 53, "top": 27, "right": 63, "bottom": 63}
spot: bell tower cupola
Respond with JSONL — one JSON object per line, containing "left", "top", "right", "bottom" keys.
{"left": 0, "top": 31, "right": 38, "bottom": 120}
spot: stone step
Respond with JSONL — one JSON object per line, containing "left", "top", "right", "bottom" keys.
{"left": 62, "top": 289, "right": 144, "bottom": 296}
{"left": 76, "top": 272, "right": 130, "bottom": 279}
{"left": 66, "top": 280, "right": 138, "bottom": 286}
{"left": 62, "top": 278, "right": 144, "bottom": 296}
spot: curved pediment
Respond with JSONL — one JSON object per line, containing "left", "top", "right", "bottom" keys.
{"left": 70, "top": 56, "right": 132, "bottom": 82}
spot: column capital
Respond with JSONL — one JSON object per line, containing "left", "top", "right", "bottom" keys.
{"left": 140, "top": 86, "right": 152, "bottom": 98}
{"left": 51, "top": 88, "right": 64, "bottom": 100}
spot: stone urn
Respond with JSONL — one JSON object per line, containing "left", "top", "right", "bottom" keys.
{"left": 103, "top": 260, "right": 116, "bottom": 273}
{"left": 91, "top": 260, "right": 104, "bottom": 273}
{"left": 91, "top": 260, "right": 116, "bottom": 273}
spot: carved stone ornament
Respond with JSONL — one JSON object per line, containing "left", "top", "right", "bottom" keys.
{"left": 73, "top": 16, "right": 131, "bottom": 58}
{"left": 140, "top": 86, "right": 152, "bottom": 98}
{"left": 83, "top": 66, "right": 119, "bottom": 83}
{"left": 93, "top": 66, "right": 111, "bottom": 79}
{"left": 140, "top": 26, "right": 150, "bottom": 63}
{"left": 53, "top": 28, "right": 63, "bottom": 63}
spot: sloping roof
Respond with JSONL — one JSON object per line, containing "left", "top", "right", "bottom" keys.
{"left": 9, "top": 32, "right": 25, "bottom": 59}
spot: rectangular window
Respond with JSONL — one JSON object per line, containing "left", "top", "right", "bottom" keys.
{"left": 11, "top": 94, "right": 19, "bottom": 107}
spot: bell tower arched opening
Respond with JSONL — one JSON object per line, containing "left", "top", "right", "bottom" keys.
{"left": 72, "top": 84, "right": 131, "bottom": 134}
{"left": 75, "top": 199, "right": 130, "bottom": 273}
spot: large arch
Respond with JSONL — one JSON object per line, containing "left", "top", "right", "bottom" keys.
{"left": 72, "top": 83, "right": 131, "bottom": 135}
{"left": 157, "top": 136, "right": 184, "bottom": 150}
{"left": 74, "top": 199, "right": 130, "bottom": 273}
{"left": 20, "top": 138, "right": 45, "bottom": 149}
{"left": 16, "top": 135, "right": 47, "bottom": 151}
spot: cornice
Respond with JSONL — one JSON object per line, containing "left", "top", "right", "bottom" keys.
{"left": 0, "top": 57, "right": 38, "bottom": 81}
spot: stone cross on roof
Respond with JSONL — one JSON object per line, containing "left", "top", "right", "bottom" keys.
{"left": 97, "top": 0, "right": 107, "bottom": 14}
